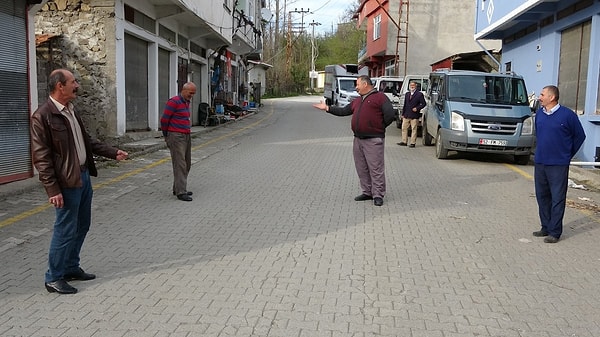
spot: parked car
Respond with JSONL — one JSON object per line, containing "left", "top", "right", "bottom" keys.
{"left": 421, "top": 69, "right": 534, "bottom": 164}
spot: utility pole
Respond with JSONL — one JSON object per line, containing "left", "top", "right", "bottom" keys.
{"left": 290, "top": 8, "right": 310, "bottom": 66}
{"left": 291, "top": 8, "right": 310, "bottom": 34}
{"left": 309, "top": 20, "right": 321, "bottom": 92}
{"left": 286, "top": 11, "right": 292, "bottom": 80}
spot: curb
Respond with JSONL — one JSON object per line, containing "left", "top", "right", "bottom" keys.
{"left": 0, "top": 111, "right": 256, "bottom": 202}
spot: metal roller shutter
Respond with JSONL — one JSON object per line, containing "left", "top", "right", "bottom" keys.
{"left": 125, "top": 33, "right": 149, "bottom": 131}
{"left": 0, "top": 0, "right": 31, "bottom": 184}
{"left": 158, "top": 48, "right": 170, "bottom": 127}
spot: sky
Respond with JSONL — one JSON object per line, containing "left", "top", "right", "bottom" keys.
{"left": 266, "top": 0, "right": 357, "bottom": 35}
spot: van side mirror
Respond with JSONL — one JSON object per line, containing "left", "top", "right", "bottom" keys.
{"left": 530, "top": 98, "right": 540, "bottom": 112}
{"left": 431, "top": 92, "right": 439, "bottom": 102}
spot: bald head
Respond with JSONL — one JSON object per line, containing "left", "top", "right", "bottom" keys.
{"left": 181, "top": 82, "right": 197, "bottom": 101}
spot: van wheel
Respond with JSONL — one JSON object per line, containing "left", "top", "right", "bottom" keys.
{"left": 395, "top": 116, "right": 402, "bottom": 128}
{"left": 514, "top": 154, "right": 530, "bottom": 165}
{"left": 422, "top": 120, "right": 433, "bottom": 146}
{"left": 435, "top": 132, "right": 449, "bottom": 159}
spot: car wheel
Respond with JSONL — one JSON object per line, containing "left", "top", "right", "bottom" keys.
{"left": 396, "top": 116, "right": 402, "bottom": 129}
{"left": 435, "top": 131, "right": 449, "bottom": 159}
{"left": 422, "top": 121, "right": 433, "bottom": 146}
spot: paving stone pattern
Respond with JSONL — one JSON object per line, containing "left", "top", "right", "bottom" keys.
{"left": 1, "top": 96, "right": 599, "bottom": 337}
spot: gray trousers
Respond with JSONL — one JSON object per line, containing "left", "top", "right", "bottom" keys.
{"left": 353, "top": 137, "right": 386, "bottom": 198}
{"left": 166, "top": 132, "right": 191, "bottom": 195}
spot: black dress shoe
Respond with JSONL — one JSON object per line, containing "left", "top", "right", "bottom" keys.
{"left": 532, "top": 230, "right": 548, "bottom": 237}
{"left": 397, "top": 142, "right": 407, "bottom": 146}
{"left": 177, "top": 194, "right": 193, "bottom": 201}
{"left": 409, "top": 144, "right": 416, "bottom": 148}
{"left": 544, "top": 236, "right": 559, "bottom": 243}
{"left": 172, "top": 191, "right": 193, "bottom": 196}
{"left": 64, "top": 268, "right": 96, "bottom": 281}
{"left": 374, "top": 197, "right": 384, "bottom": 206}
{"left": 354, "top": 194, "right": 373, "bottom": 201}
{"left": 45, "top": 279, "right": 77, "bottom": 294}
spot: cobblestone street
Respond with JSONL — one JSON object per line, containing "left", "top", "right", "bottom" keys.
{"left": 1, "top": 96, "right": 600, "bottom": 337}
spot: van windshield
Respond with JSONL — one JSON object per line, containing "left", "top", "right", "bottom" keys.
{"left": 340, "top": 79, "right": 357, "bottom": 91}
{"left": 378, "top": 81, "right": 402, "bottom": 94}
{"left": 447, "top": 75, "right": 528, "bottom": 105}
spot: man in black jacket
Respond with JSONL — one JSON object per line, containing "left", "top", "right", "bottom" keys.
{"left": 313, "top": 75, "right": 395, "bottom": 206}
{"left": 398, "top": 81, "right": 426, "bottom": 148}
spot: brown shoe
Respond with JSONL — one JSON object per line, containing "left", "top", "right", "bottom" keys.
{"left": 532, "top": 230, "right": 548, "bottom": 237}
{"left": 544, "top": 236, "right": 559, "bottom": 243}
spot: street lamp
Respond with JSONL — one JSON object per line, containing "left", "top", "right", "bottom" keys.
{"left": 309, "top": 20, "right": 321, "bottom": 91}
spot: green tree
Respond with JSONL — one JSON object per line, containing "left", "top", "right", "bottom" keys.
{"left": 263, "top": 0, "right": 363, "bottom": 97}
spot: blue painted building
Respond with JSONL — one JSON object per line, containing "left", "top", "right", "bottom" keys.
{"left": 474, "top": 0, "right": 600, "bottom": 163}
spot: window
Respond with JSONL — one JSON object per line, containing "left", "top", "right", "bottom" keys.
{"left": 159, "top": 25, "right": 176, "bottom": 43}
{"left": 384, "top": 59, "right": 395, "bottom": 76}
{"left": 373, "top": 15, "right": 381, "bottom": 40}
{"left": 446, "top": 75, "right": 528, "bottom": 105}
{"left": 177, "top": 34, "right": 188, "bottom": 50}
{"left": 124, "top": 4, "right": 155, "bottom": 33}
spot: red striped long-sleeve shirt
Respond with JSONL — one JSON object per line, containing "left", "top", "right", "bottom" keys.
{"left": 160, "top": 95, "right": 191, "bottom": 136}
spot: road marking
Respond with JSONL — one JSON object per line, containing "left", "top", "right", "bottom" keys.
{"left": 504, "top": 163, "right": 600, "bottom": 223}
{"left": 503, "top": 163, "right": 533, "bottom": 180}
{"left": 0, "top": 109, "right": 273, "bottom": 229}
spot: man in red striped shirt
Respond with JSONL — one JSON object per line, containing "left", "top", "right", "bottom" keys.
{"left": 161, "top": 82, "right": 197, "bottom": 201}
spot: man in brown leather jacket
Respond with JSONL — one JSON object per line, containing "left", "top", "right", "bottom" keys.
{"left": 30, "top": 69, "right": 128, "bottom": 294}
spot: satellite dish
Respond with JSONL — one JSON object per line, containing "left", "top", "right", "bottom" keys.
{"left": 261, "top": 8, "right": 273, "bottom": 22}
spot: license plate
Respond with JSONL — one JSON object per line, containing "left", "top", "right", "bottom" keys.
{"left": 479, "top": 138, "right": 507, "bottom": 146}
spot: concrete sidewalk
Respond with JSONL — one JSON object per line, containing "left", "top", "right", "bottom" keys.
{"left": 0, "top": 112, "right": 257, "bottom": 202}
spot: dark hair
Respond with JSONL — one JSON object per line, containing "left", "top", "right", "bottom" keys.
{"left": 357, "top": 75, "right": 372, "bottom": 86}
{"left": 48, "top": 69, "right": 68, "bottom": 93}
{"left": 543, "top": 85, "right": 560, "bottom": 102}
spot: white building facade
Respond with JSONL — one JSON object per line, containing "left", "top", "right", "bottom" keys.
{"left": 33, "top": 0, "right": 265, "bottom": 140}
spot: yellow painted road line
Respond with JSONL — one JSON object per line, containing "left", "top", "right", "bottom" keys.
{"left": 504, "top": 163, "right": 600, "bottom": 223}
{"left": 0, "top": 110, "right": 273, "bottom": 229}
{"left": 503, "top": 163, "right": 533, "bottom": 180}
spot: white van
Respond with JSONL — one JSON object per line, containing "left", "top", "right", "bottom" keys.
{"left": 372, "top": 76, "right": 404, "bottom": 112}
{"left": 324, "top": 64, "right": 369, "bottom": 107}
{"left": 373, "top": 75, "right": 430, "bottom": 128}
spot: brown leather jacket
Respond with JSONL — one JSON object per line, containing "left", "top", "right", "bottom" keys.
{"left": 30, "top": 99, "right": 119, "bottom": 198}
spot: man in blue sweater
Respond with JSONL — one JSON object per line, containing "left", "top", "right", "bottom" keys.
{"left": 533, "top": 85, "right": 586, "bottom": 243}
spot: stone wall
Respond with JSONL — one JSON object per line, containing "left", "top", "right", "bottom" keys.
{"left": 35, "top": 0, "right": 119, "bottom": 143}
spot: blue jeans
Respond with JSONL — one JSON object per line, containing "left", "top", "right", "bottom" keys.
{"left": 45, "top": 169, "right": 93, "bottom": 282}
